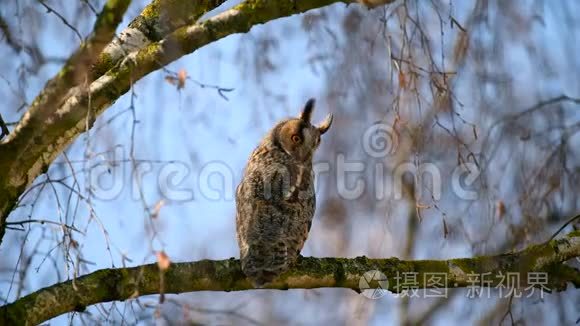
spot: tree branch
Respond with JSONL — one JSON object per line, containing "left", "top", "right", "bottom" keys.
{"left": 1, "top": 231, "right": 579, "bottom": 325}
{"left": 0, "top": 0, "right": 132, "bottom": 245}
{"left": 91, "top": 0, "right": 228, "bottom": 78}
{"left": 0, "top": 0, "right": 393, "bottom": 246}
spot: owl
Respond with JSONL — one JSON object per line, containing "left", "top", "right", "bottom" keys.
{"left": 235, "top": 99, "right": 333, "bottom": 287}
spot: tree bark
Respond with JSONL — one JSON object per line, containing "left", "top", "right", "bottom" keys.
{"left": 1, "top": 231, "right": 579, "bottom": 325}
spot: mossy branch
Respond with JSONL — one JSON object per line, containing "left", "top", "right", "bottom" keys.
{"left": 0, "top": 0, "right": 356, "bottom": 247}
{"left": 1, "top": 231, "right": 578, "bottom": 325}
{"left": 91, "top": 0, "right": 227, "bottom": 77}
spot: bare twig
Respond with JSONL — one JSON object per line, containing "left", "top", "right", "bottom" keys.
{"left": 0, "top": 113, "right": 9, "bottom": 139}
{"left": 5, "top": 219, "right": 85, "bottom": 235}
{"left": 546, "top": 213, "right": 580, "bottom": 243}
{"left": 38, "top": 0, "right": 84, "bottom": 42}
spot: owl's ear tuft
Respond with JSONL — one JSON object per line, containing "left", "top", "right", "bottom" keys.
{"left": 299, "top": 98, "right": 315, "bottom": 122}
{"left": 317, "top": 113, "right": 333, "bottom": 134}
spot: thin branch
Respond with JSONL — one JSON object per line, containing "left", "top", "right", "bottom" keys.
{"left": 0, "top": 14, "right": 21, "bottom": 52}
{"left": 5, "top": 219, "right": 85, "bottom": 235}
{"left": 0, "top": 113, "right": 9, "bottom": 140}
{"left": 500, "top": 293, "right": 515, "bottom": 326}
{"left": 547, "top": 214, "right": 580, "bottom": 243}
{"left": 162, "top": 67, "right": 234, "bottom": 100}
{"left": 38, "top": 0, "right": 84, "bottom": 42}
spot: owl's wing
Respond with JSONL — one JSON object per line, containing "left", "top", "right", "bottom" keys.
{"left": 236, "top": 196, "right": 293, "bottom": 286}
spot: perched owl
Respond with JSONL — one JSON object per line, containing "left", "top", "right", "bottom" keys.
{"left": 236, "top": 99, "right": 333, "bottom": 287}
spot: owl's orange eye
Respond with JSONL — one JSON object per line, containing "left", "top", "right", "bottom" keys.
{"left": 291, "top": 134, "right": 302, "bottom": 144}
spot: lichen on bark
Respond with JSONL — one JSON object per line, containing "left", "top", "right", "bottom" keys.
{"left": 1, "top": 232, "right": 578, "bottom": 325}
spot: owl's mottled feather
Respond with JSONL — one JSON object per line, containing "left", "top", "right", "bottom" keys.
{"left": 236, "top": 99, "right": 332, "bottom": 287}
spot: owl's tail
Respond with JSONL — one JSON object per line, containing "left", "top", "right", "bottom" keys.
{"left": 241, "top": 241, "right": 290, "bottom": 288}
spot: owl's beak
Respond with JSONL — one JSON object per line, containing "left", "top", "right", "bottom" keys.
{"left": 317, "top": 113, "right": 333, "bottom": 134}
{"left": 299, "top": 98, "right": 315, "bottom": 122}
